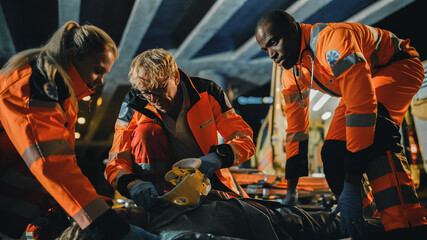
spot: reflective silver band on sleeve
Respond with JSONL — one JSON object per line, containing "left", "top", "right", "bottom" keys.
{"left": 72, "top": 197, "right": 110, "bottom": 229}
{"left": 22, "top": 139, "right": 75, "bottom": 168}
{"left": 284, "top": 89, "right": 310, "bottom": 104}
{"left": 367, "top": 26, "right": 381, "bottom": 67}
{"left": 390, "top": 32, "right": 403, "bottom": 55}
{"left": 345, "top": 113, "right": 376, "bottom": 127}
{"left": 108, "top": 151, "right": 134, "bottom": 186}
{"left": 28, "top": 99, "right": 66, "bottom": 119}
{"left": 225, "top": 130, "right": 253, "bottom": 142}
{"left": 229, "top": 142, "right": 240, "bottom": 164}
{"left": 286, "top": 131, "right": 309, "bottom": 143}
{"left": 28, "top": 99, "right": 60, "bottom": 109}
{"left": 309, "top": 23, "right": 328, "bottom": 58}
{"left": 112, "top": 168, "right": 131, "bottom": 187}
{"left": 115, "top": 119, "right": 129, "bottom": 128}
{"left": 108, "top": 150, "right": 132, "bottom": 162}
{"left": 225, "top": 130, "right": 253, "bottom": 163}
{"left": 332, "top": 52, "right": 366, "bottom": 78}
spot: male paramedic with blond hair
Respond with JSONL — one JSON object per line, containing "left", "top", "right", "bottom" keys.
{"left": 105, "top": 48, "right": 255, "bottom": 210}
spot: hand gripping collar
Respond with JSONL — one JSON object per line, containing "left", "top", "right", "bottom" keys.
{"left": 158, "top": 158, "right": 211, "bottom": 206}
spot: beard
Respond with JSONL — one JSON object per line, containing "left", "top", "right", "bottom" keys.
{"left": 282, "top": 54, "right": 299, "bottom": 69}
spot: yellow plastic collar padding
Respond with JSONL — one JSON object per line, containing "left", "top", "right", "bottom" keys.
{"left": 158, "top": 158, "right": 211, "bottom": 206}
{"left": 164, "top": 158, "right": 202, "bottom": 185}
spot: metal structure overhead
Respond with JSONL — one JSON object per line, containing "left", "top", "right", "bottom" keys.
{"left": 0, "top": 0, "right": 424, "bottom": 163}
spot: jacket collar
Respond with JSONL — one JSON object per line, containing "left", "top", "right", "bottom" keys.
{"left": 67, "top": 63, "right": 94, "bottom": 101}
{"left": 178, "top": 68, "right": 200, "bottom": 108}
{"left": 295, "top": 23, "right": 313, "bottom": 66}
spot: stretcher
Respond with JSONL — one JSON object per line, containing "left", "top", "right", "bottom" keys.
{"left": 231, "top": 168, "right": 335, "bottom": 210}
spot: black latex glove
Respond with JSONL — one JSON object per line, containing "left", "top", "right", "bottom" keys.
{"left": 199, "top": 152, "right": 222, "bottom": 179}
{"left": 332, "top": 181, "right": 365, "bottom": 238}
{"left": 129, "top": 181, "right": 159, "bottom": 210}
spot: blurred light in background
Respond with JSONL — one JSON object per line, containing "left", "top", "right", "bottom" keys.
{"left": 238, "top": 96, "right": 273, "bottom": 105}
{"left": 321, "top": 111, "right": 332, "bottom": 121}
{"left": 96, "top": 97, "right": 103, "bottom": 107}
{"left": 309, "top": 90, "right": 318, "bottom": 101}
{"left": 77, "top": 117, "right": 86, "bottom": 124}
{"left": 312, "top": 94, "right": 331, "bottom": 111}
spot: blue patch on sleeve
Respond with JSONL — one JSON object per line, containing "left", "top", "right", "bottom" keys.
{"left": 43, "top": 82, "right": 59, "bottom": 101}
{"left": 118, "top": 101, "right": 135, "bottom": 123}
{"left": 118, "top": 102, "right": 129, "bottom": 119}
{"left": 326, "top": 49, "right": 340, "bottom": 66}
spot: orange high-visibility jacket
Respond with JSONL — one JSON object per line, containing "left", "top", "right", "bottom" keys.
{"left": 106, "top": 69, "right": 255, "bottom": 197}
{"left": 0, "top": 62, "right": 110, "bottom": 230}
{"left": 282, "top": 23, "right": 419, "bottom": 175}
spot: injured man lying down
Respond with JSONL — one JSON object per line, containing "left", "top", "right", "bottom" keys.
{"left": 34, "top": 159, "right": 386, "bottom": 240}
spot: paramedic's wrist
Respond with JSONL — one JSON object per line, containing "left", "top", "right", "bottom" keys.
{"left": 345, "top": 173, "right": 362, "bottom": 186}
{"left": 116, "top": 174, "right": 140, "bottom": 198}
{"left": 127, "top": 179, "right": 143, "bottom": 191}
{"left": 209, "top": 144, "right": 234, "bottom": 168}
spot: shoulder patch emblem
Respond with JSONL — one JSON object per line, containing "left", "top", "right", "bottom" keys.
{"left": 118, "top": 102, "right": 129, "bottom": 119}
{"left": 326, "top": 49, "right": 340, "bottom": 66}
{"left": 43, "top": 82, "right": 58, "bottom": 101}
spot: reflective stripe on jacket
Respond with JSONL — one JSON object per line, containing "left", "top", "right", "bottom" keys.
{"left": 106, "top": 69, "right": 255, "bottom": 196}
{"left": 0, "top": 62, "right": 110, "bottom": 230}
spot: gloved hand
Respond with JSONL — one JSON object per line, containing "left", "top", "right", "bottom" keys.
{"left": 129, "top": 181, "right": 159, "bottom": 210}
{"left": 199, "top": 152, "right": 222, "bottom": 179}
{"left": 121, "top": 224, "right": 159, "bottom": 240}
{"left": 332, "top": 181, "right": 365, "bottom": 238}
{"left": 283, "top": 186, "right": 298, "bottom": 205}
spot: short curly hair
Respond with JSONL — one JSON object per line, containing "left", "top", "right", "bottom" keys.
{"left": 129, "top": 48, "right": 178, "bottom": 90}
{"left": 256, "top": 9, "right": 295, "bottom": 35}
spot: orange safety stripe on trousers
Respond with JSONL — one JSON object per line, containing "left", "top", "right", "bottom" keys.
{"left": 366, "top": 150, "right": 427, "bottom": 231}
{"left": 367, "top": 152, "right": 406, "bottom": 181}
{"left": 285, "top": 131, "right": 308, "bottom": 160}
{"left": 378, "top": 205, "right": 427, "bottom": 231}
{"left": 369, "top": 172, "right": 416, "bottom": 194}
